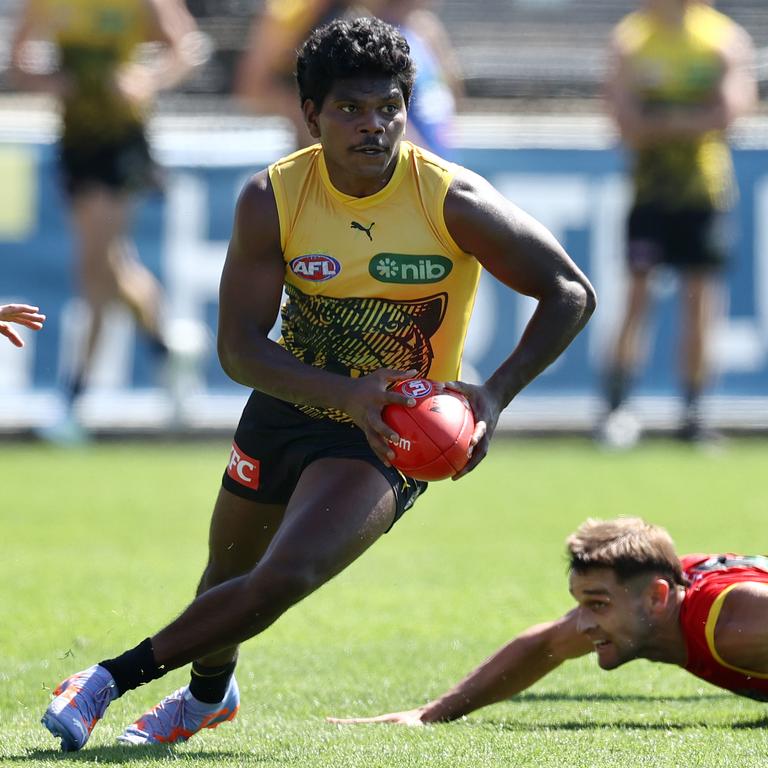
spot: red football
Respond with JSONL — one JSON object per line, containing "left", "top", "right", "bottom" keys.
{"left": 382, "top": 378, "right": 475, "bottom": 481}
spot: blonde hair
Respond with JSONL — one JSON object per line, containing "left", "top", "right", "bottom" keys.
{"left": 566, "top": 517, "right": 685, "bottom": 586}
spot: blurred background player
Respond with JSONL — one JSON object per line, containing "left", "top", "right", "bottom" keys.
{"left": 235, "top": 0, "right": 462, "bottom": 156}
{"left": 329, "top": 517, "right": 768, "bottom": 726}
{"left": 597, "top": 0, "right": 756, "bottom": 448}
{"left": 9, "top": 0, "right": 202, "bottom": 442}
{"left": 235, "top": 0, "right": 369, "bottom": 148}
{"left": 368, "top": 0, "right": 463, "bottom": 157}
{"left": 0, "top": 303, "right": 45, "bottom": 347}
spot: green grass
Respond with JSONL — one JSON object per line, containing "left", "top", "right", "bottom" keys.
{"left": 2, "top": 437, "right": 767, "bottom": 767}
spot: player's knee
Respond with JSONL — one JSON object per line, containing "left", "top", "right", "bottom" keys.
{"left": 81, "top": 267, "right": 117, "bottom": 302}
{"left": 199, "top": 559, "right": 247, "bottom": 593}
{"left": 244, "top": 560, "right": 325, "bottom": 614}
{"left": 204, "top": 562, "right": 232, "bottom": 586}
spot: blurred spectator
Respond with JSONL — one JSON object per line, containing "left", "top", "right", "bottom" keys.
{"left": 598, "top": 0, "right": 756, "bottom": 448}
{"left": 366, "top": 0, "right": 463, "bottom": 157}
{"left": 0, "top": 303, "right": 45, "bottom": 347}
{"left": 235, "top": 1, "right": 462, "bottom": 156}
{"left": 10, "top": 0, "right": 202, "bottom": 442}
{"left": 235, "top": 0, "right": 369, "bottom": 147}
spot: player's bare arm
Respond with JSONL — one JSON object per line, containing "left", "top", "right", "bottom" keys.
{"left": 0, "top": 304, "right": 46, "bottom": 348}
{"left": 114, "top": 0, "right": 202, "bottom": 105}
{"left": 217, "top": 172, "right": 417, "bottom": 464}
{"left": 328, "top": 610, "right": 592, "bottom": 726}
{"left": 603, "top": 33, "right": 645, "bottom": 147}
{"left": 442, "top": 168, "right": 596, "bottom": 476}
{"left": 9, "top": 1, "right": 72, "bottom": 96}
{"left": 234, "top": 6, "right": 301, "bottom": 115}
{"left": 712, "top": 582, "right": 768, "bottom": 673}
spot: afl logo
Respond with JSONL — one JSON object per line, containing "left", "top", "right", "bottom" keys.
{"left": 289, "top": 254, "right": 341, "bottom": 282}
{"left": 400, "top": 379, "right": 433, "bottom": 399}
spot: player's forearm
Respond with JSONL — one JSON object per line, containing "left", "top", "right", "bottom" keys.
{"left": 419, "top": 631, "right": 566, "bottom": 722}
{"left": 148, "top": 36, "right": 201, "bottom": 92}
{"left": 637, "top": 109, "right": 729, "bottom": 141}
{"left": 8, "top": 68, "right": 70, "bottom": 97}
{"left": 484, "top": 277, "right": 595, "bottom": 407}
{"left": 218, "top": 335, "right": 357, "bottom": 412}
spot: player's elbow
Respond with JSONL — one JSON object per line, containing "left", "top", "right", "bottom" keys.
{"left": 217, "top": 337, "right": 243, "bottom": 383}
{"left": 565, "top": 273, "right": 597, "bottom": 323}
{"left": 176, "top": 35, "right": 204, "bottom": 75}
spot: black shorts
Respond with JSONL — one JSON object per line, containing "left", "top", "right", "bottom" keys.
{"left": 221, "top": 390, "right": 427, "bottom": 529}
{"left": 627, "top": 204, "right": 730, "bottom": 274}
{"left": 59, "top": 127, "right": 162, "bottom": 198}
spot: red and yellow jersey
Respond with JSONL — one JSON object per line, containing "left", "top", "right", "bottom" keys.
{"left": 615, "top": 4, "right": 737, "bottom": 209}
{"left": 680, "top": 554, "right": 768, "bottom": 701}
{"left": 268, "top": 140, "right": 481, "bottom": 420}
{"left": 30, "top": 0, "right": 149, "bottom": 140}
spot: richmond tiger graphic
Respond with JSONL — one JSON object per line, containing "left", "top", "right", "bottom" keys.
{"left": 281, "top": 284, "right": 447, "bottom": 420}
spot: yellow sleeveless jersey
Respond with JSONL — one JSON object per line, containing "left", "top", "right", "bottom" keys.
{"left": 269, "top": 140, "right": 481, "bottom": 420}
{"left": 617, "top": 4, "right": 736, "bottom": 210}
{"left": 30, "top": 0, "right": 148, "bottom": 140}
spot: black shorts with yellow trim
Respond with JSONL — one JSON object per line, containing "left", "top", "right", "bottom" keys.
{"left": 59, "top": 126, "right": 162, "bottom": 198}
{"left": 627, "top": 204, "right": 731, "bottom": 274}
{"left": 221, "top": 389, "right": 427, "bottom": 530}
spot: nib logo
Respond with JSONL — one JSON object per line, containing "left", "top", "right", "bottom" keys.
{"left": 369, "top": 253, "right": 453, "bottom": 284}
{"left": 375, "top": 257, "right": 400, "bottom": 279}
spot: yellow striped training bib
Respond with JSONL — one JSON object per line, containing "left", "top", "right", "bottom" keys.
{"left": 31, "top": 0, "right": 148, "bottom": 140}
{"left": 269, "top": 140, "right": 482, "bottom": 419}
{"left": 616, "top": 4, "right": 737, "bottom": 209}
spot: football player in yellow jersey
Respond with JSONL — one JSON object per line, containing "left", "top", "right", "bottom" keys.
{"left": 10, "top": 0, "right": 200, "bottom": 441}
{"left": 598, "top": 0, "right": 756, "bottom": 447}
{"left": 40, "top": 17, "right": 595, "bottom": 752}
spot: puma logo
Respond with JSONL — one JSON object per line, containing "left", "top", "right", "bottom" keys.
{"left": 351, "top": 221, "right": 375, "bottom": 241}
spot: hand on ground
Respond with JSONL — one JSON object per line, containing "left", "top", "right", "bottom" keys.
{"left": 327, "top": 708, "right": 428, "bottom": 727}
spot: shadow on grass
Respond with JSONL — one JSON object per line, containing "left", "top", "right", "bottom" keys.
{"left": 8, "top": 745, "right": 287, "bottom": 764}
{"left": 475, "top": 691, "right": 766, "bottom": 731}
{"left": 731, "top": 716, "right": 768, "bottom": 729}
{"left": 511, "top": 692, "right": 731, "bottom": 704}
{"left": 472, "top": 716, "right": 768, "bottom": 731}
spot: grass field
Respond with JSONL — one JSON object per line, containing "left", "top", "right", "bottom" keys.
{"left": 2, "top": 437, "right": 768, "bottom": 767}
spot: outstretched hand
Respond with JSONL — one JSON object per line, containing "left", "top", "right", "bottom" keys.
{"left": 327, "top": 708, "right": 429, "bottom": 727}
{"left": 0, "top": 304, "right": 45, "bottom": 348}
{"left": 341, "top": 368, "right": 419, "bottom": 466}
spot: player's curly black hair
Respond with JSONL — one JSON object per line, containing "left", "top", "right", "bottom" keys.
{"left": 296, "top": 16, "right": 415, "bottom": 111}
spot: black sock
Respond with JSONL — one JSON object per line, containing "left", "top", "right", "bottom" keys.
{"left": 64, "top": 372, "right": 85, "bottom": 405}
{"left": 683, "top": 385, "right": 702, "bottom": 427}
{"left": 99, "top": 637, "right": 165, "bottom": 695}
{"left": 189, "top": 660, "right": 237, "bottom": 704}
{"left": 684, "top": 384, "right": 701, "bottom": 411}
{"left": 148, "top": 335, "right": 169, "bottom": 359}
{"left": 605, "top": 367, "right": 631, "bottom": 412}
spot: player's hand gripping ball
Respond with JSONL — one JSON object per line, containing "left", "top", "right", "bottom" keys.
{"left": 383, "top": 379, "right": 475, "bottom": 481}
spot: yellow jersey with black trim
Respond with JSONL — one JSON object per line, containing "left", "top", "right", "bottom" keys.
{"left": 269, "top": 140, "right": 481, "bottom": 420}
{"left": 616, "top": 4, "right": 737, "bottom": 210}
{"left": 30, "top": 0, "right": 148, "bottom": 141}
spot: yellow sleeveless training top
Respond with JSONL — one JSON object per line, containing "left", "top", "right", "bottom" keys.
{"left": 616, "top": 4, "right": 737, "bottom": 210}
{"left": 269, "top": 140, "right": 481, "bottom": 420}
{"left": 30, "top": 0, "right": 148, "bottom": 141}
